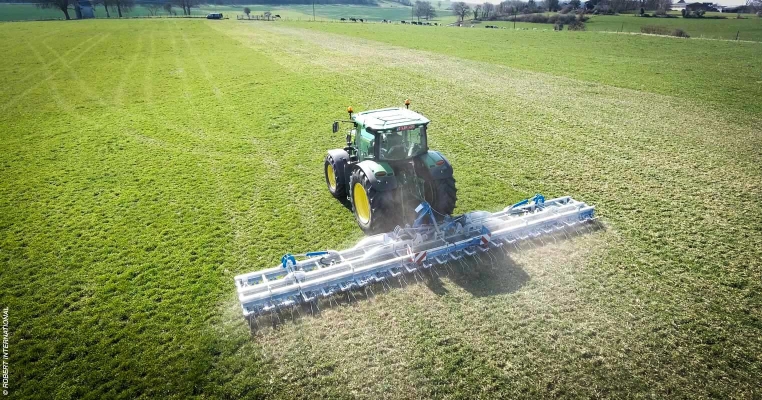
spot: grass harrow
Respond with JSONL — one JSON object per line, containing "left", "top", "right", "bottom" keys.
{"left": 234, "top": 195, "right": 596, "bottom": 320}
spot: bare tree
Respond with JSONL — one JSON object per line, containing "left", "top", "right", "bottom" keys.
{"left": 657, "top": 0, "right": 671, "bottom": 13}
{"left": 92, "top": 0, "right": 112, "bottom": 17}
{"left": 747, "top": 0, "right": 762, "bottom": 12}
{"left": 111, "top": 0, "right": 134, "bottom": 17}
{"left": 452, "top": 1, "right": 470, "bottom": 21}
{"left": 174, "top": 0, "right": 197, "bottom": 15}
{"left": 426, "top": 2, "right": 437, "bottom": 18}
{"left": 414, "top": 1, "right": 435, "bottom": 20}
{"left": 243, "top": 6, "right": 251, "bottom": 18}
{"left": 545, "top": 0, "right": 560, "bottom": 11}
{"left": 482, "top": 2, "right": 495, "bottom": 18}
{"left": 472, "top": 3, "right": 482, "bottom": 19}
{"left": 145, "top": 3, "right": 161, "bottom": 15}
{"left": 36, "top": 0, "right": 74, "bottom": 20}
{"left": 163, "top": 2, "right": 174, "bottom": 15}
{"left": 450, "top": 1, "right": 470, "bottom": 20}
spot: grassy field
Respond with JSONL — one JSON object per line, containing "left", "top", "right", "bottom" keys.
{"left": 1, "top": 18, "right": 761, "bottom": 399}
{"left": 480, "top": 13, "right": 762, "bottom": 40}
{"left": 584, "top": 13, "right": 762, "bottom": 40}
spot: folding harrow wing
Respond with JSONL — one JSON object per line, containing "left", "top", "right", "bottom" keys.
{"left": 234, "top": 195, "right": 596, "bottom": 318}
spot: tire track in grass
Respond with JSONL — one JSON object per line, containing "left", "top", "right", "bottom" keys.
{"left": 39, "top": 39, "right": 112, "bottom": 109}
{"left": 143, "top": 27, "right": 156, "bottom": 104}
{"left": 0, "top": 32, "right": 95, "bottom": 95}
{"left": 176, "top": 21, "right": 357, "bottom": 272}
{"left": 0, "top": 33, "right": 110, "bottom": 113}
{"left": 113, "top": 24, "right": 147, "bottom": 107}
{"left": 173, "top": 21, "right": 288, "bottom": 274}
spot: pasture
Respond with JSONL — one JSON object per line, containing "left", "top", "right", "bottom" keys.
{"left": 483, "top": 12, "right": 762, "bottom": 40}
{"left": 1, "top": 18, "right": 761, "bottom": 399}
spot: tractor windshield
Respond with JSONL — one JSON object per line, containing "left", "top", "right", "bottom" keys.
{"left": 379, "top": 126, "right": 427, "bottom": 161}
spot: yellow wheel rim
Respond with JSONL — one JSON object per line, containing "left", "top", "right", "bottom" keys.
{"left": 327, "top": 164, "right": 336, "bottom": 190}
{"left": 353, "top": 183, "right": 371, "bottom": 224}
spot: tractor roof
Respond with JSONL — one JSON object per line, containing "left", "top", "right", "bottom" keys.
{"left": 352, "top": 108, "right": 429, "bottom": 130}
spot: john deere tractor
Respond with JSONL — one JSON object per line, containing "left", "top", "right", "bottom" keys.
{"left": 324, "top": 102, "right": 457, "bottom": 233}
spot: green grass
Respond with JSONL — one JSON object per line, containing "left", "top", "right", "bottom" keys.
{"left": 464, "top": 12, "right": 762, "bottom": 41}
{"left": 583, "top": 13, "right": 762, "bottom": 40}
{"left": 297, "top": 21, "right": 762, "bottom": 116}
{"left": 1, "top": 18, "right": 761, "bottom": 399}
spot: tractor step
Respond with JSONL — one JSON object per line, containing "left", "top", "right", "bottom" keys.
{"left": 234, "top": 195, "right": 595, "bottom": 318}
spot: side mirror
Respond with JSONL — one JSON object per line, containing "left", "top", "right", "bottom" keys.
{"left": 332, "top": 121, "right": 339, "bottom": 133}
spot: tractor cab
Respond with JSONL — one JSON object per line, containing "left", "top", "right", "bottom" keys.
{"left": 349, "top": 108, "right": 430, "bottom": 162}
{"left": 332, "top": 105, "right": 430, "bottom": 163}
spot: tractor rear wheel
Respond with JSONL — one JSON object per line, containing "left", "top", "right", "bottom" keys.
{"left": 423, "top": 176, "right": 457, "bottom": 217}
{"left": 324, "top": 154, "right": 346, "bottom": 200}
{"left": 349, "top": 168, "right": 392, "bottom": 233}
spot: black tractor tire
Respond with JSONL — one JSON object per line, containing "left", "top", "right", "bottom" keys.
{"left": 422, "top": 175, "right": 457, "bottom": 217}
{"left": 324, "top": 154, "right": 346, "bottom": 200}
{"left": 349, "top": 168, "right": 393, "bottom": 234}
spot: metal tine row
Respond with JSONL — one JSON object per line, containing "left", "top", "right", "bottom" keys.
{"left": 242, "top": 203, "right": 598, "bottom": 322}
{"left": 248, "top": 221, "right": 604, "bottom": 326}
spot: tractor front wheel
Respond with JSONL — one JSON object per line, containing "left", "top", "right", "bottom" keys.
{"left": 324, "top": 154, "right": 346, "bottom": 200}
{"left": 349, "top": 168, "right": 392, "bottom": 233}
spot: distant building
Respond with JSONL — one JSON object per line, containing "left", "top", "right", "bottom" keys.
{"left": 78, "top": 0, "right": 95, "bottom": 18}
{"left": 685, "top": 2, "right": 720, "bottom": 11}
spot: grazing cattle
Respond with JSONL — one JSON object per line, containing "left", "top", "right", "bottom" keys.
{"left": 382, "top": 19, "right": 387, "bottom": 23}
{"left": 360, "top": 18, "right": 364, "bottom": 22}
{"left": 340, "top": 17, "right": 346, "bottom": 21}
{"left": 434, "top": 22, "right": 438, "bottom": 26}
{"left": 350, "top": 17, "right": 357, "bottom": 22}
{"left": 274, "top": 14, "right": 280, "bottom": 18}
{"left": 401, "top": 20, "right": 406, "bottom": 24}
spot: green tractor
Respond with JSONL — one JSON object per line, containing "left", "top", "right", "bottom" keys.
{"left": 325, "top": 102, "right": 457, "bottom": 233}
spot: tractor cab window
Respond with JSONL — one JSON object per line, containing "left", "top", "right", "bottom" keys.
{"left": 357, "top": 129, "right": 376, "bottom": 160}
{"left": 379, "top": 126, "right": 426, "bottom": 161}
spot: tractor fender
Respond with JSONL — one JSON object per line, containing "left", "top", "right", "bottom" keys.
{"left": 354, "top": 160, "right": 398, "bottom": 191}
{"left": 417, "top": 151, "right": 454, "bottom": 179}
{"left": 327, "top": 149, "right": 350, "bottom": 186}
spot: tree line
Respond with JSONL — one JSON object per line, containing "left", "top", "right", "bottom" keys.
{"left": 448, "top": 0, "right": 687, "bottom": 21}
{"left": 36, "top": 0, "right": 376, "bottom": 20}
